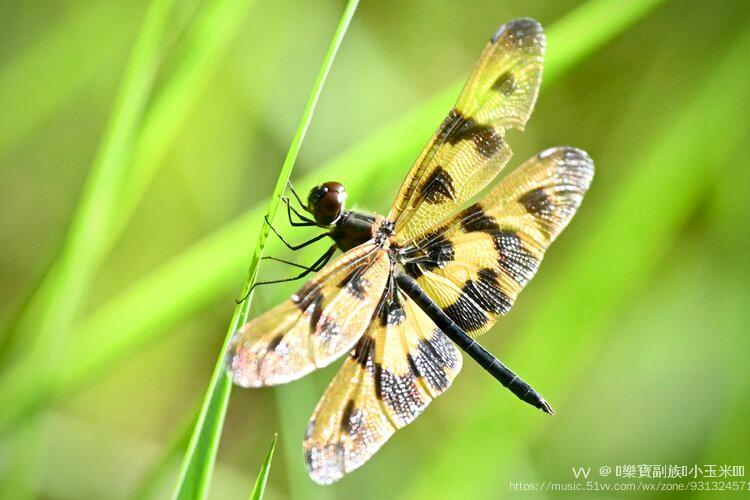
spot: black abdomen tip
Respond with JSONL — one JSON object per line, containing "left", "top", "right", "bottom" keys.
{"left": 540, "top": 399, "right": 555, "bottom": 415}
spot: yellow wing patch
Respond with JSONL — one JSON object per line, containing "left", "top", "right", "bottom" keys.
{"left": 304, "top": 285, "right": 462, "bottom": 484}
{"left": 226, "top": 18, "right": 593, "bottom": 485}
{"left": 388, "top": 18, "right": 545, "bottom": 244}
{"left": 401, "top": 147, "right": 594, "bottom": 335}
{"left": 226, "top": 242, "right": 389, "bottom": 387}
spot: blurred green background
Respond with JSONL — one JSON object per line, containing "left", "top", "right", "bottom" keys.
{"left": 1, "top": 0, "right": 749, "bottom": 498}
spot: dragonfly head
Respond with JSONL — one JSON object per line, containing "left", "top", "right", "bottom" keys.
{"left": 308, "top": 181, "right": 348, "bottom": 226}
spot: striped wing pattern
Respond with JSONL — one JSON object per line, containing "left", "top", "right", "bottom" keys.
{"left": 227, "top": 241, "right": 389, "bottom": 387}
{"left": 304, "top": 283, "right": 462, "bottom": 484}
{"left": 227, "top": 18, "right": 594, "bottom": 485}
{"left": 388, "top": 18, "right": 545, "bottom": 244}
{"left": 399, "top": 147, "right": 594, "bottom": 336}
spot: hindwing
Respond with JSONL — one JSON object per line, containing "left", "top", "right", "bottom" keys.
{"left": 304, "top": 282, "right": 462, "bottom": 484}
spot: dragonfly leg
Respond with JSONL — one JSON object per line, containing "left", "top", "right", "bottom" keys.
{"left": 280, "top": 196, "right": 316, "bottom": 226}
{"left": 264, "top": 215, "right": 329, "bottom": 250}
{"left": 235, "top": 245, "right": 336, "bottom": 303}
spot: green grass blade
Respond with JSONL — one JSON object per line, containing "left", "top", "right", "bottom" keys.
{"left": 20, "top": 0, "right": 174, "bottom": 356}
{"left": 403, "top": 23, "right": 750, "bottom": 500}
{"left": 249, "top": 434, "right": 278, "bottom": 500}
{"left": 112, "top": 0, "right": 259, "bottom": 242}
{"left": 0, "top": 0, "right": 175, "bottom": 496}
{"left": 0, "top": 0, "right": 663, "bottom": 436}
{"left": 170, "top": 2, "right": 359, "bottom": 498}
{"left": 1, "top": 0, "right": 256, "bottom": 362}
{"left": 0, "top": 0, "right": 256, "bottom": 432}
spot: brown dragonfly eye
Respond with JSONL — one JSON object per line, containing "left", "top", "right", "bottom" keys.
{"left": 307, "top": 181, "right": 347, "bottom": 225}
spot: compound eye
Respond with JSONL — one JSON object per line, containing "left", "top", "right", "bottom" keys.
{"left": 309, "top": 182, "right": 347, "bottom": 225}
{"left": 307, "top": 185, "right": 328, "bottom": 212}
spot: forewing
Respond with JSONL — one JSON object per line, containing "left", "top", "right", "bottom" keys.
{"left": 227, "top": 241, "right": 390, "bottom": 387}
{"left": 401, "top": 147, "right": 594, "bottom": 336}
{"left": 304, "top": 283, "right": 462, "bottom": 484}
{"left": 388, "top": 18, "right": 545, "bottom": 244}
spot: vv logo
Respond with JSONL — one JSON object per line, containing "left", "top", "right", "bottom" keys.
{"left": 571, "top": 467, "right": 591, "bottom": 478}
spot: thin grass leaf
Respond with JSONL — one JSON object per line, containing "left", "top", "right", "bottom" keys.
{"left": 5, "top": 0, "right": 174, "bottom": 354}
{"left": 112, "top": 0, "right": 259, "bottom": 242}
{"left": 249, "top": 434, "right": 278, "bottom": 500}
{"left": 0, "top": 0, "right": 176, "bottom": 496}
{"left": 170, "top": 2, "right": 359, "bottom": 498}
{"left": 0, "top": 0, "right": 662, "bottom": 436}
{"left": 0, "top": 0, "right": 256, "bottom": 433}
{"left": 403, "top": 23, "right": 750, "bottom": 499}
{"left": 1, "top": 0, "right": 256, "bottom": 362}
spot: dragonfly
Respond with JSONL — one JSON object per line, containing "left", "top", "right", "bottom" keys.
{"left": 226, "top": 18, "right": 594, "bottom": 484}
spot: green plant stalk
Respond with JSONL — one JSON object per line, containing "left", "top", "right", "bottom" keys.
{"left": 0, "top": 0, "right": 666, "bottom": 436}
{"left": 170, "top": 2, "right": 360, "bottom": 498}
{"left": 112, "top": 0, "right": 258, "bottom": 243}
{"left": 22, "top": 0, "right": 173, "bottom": 364}
{"left": 249, "top": 434, "right": 278, "bottom": 500}
{"left": 403, "top": 24, "right": 750, "bottom": 499}
{"left": 1, "top": 0, "right": 256, "bottom": 361}
{"left": 0, "top": 0, "right": 257, "bottom": 430}
{"left": 0, "top": 0, "right": 175, "bottom": 497}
